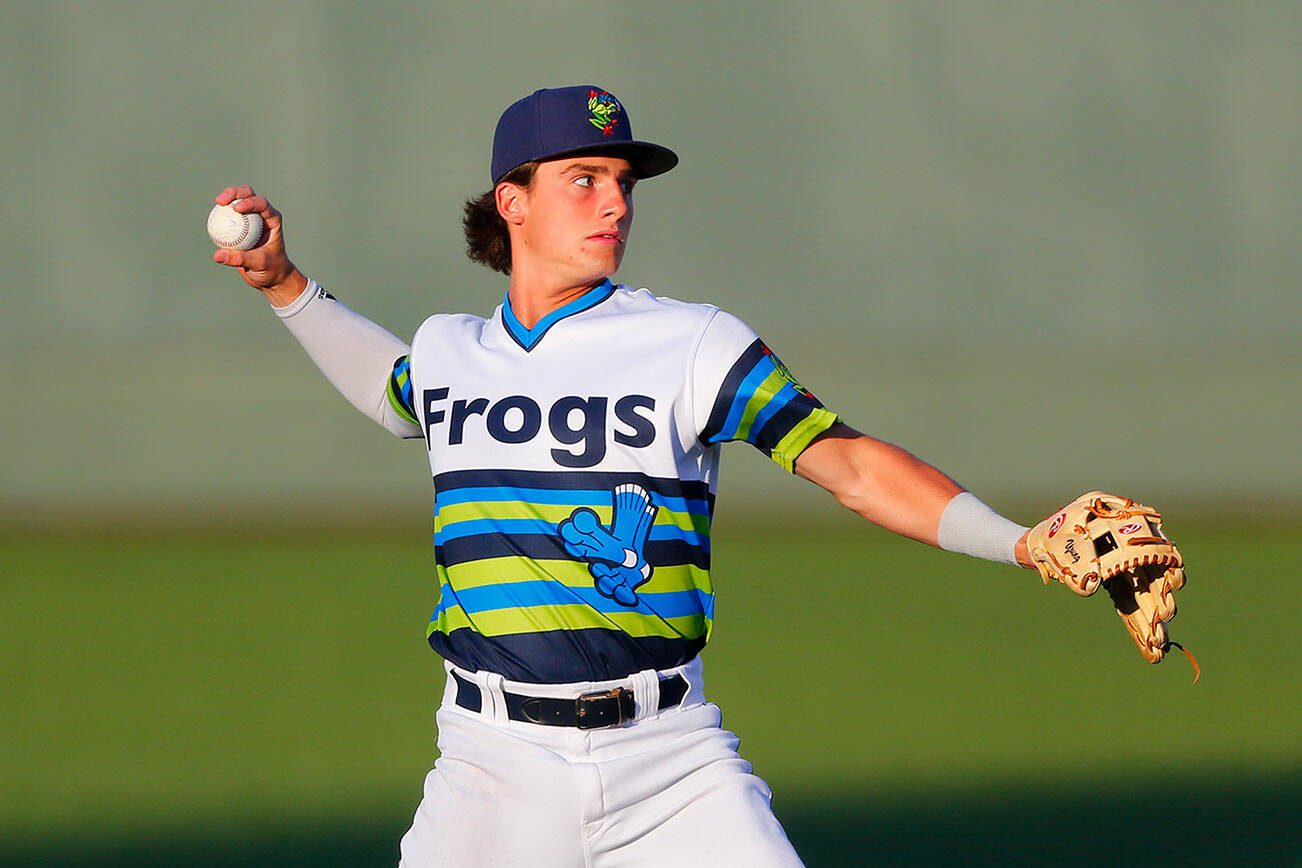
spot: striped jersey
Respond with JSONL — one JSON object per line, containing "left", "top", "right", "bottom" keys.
{"left": 387, "top": 280, "right": 837, "bottom": 683}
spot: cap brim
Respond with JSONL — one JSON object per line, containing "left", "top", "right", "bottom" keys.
{"left": 499, "top": 141, "right": 679, "bottom": 184}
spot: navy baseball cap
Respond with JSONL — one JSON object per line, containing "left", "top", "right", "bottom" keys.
{"left": 491, "top": 85, "right": 679, "bottom": 185}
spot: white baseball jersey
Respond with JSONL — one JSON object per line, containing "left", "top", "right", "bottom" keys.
{"left": 386, "top": 280, "right": 837, "bottom": 683}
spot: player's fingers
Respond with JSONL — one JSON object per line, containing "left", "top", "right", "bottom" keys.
{"left": 213, "top": 247, "right": 259, "bottom": 268}
{"left": 232, "top": 194, "right": 284, "bottom": 230}
{"left": 215, "top": 184, "right": 256, "bottom": 206}
{"left": 231, "top": 194, "right": 265, "bottom": 212}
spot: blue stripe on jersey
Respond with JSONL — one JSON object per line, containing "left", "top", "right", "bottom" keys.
{"left": 501, "top": 279, "right": 615, "bottom": 352}
{"left": 432, "top": 581, "right": 714, "bottom": 621}
{"left": 747, "top": 381, "right": 800, "bottom": 435}
{"left": 435, "top": 517, "right": 709, "bottom": 550}
{"left": 711, "top": 356, "right": 777, "bottom": 443}
{"left": 397, "top": 359, "right": 413, "bottom": 408}
{"left": 702, "top": 339, "right": 769, "bottom": 442}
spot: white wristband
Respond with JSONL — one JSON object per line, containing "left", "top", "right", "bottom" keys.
{"left": 936, "top": 492, "right": 1027, "bottom": 566}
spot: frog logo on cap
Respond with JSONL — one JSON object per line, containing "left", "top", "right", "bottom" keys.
{"left": 588, "top": 90, "right": 621, "bottom": 136}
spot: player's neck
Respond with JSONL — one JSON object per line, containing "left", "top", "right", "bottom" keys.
{"left": 506, "top": 274, "right": 610, "bottom": 329}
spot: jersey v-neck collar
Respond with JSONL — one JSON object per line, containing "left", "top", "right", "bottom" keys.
{"left": 500, "top": 279, "right": 616, "bottom": 352}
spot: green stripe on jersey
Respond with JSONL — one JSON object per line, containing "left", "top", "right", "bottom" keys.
{"left": 771, "top": 407, "right": 840, "bottom": 473}
{"left": 387, "top": 375, "right": 418, "bottom": 425}
{"left": 734, "top": 368, "right": 789, "bottom": 444}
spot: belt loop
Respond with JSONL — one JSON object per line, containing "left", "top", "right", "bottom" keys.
{"left": 474, "top": 670, "right": 509, "bottom": 724}
{"left": 675, "top": 657, "right": 702, "bottom": 709}
{"left": 442, "top": 661, "right": 461, "bottom": 709}
{"left": 630, "top": 669, "right": 659, "bottom": 721}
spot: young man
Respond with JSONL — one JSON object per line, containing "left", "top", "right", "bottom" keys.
{"left": 212, "top": 86, "right": 1184, "bottom": 866}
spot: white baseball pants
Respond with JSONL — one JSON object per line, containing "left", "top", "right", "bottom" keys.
{"left": 398, "top": 658, "right": 803, "bottom": 867}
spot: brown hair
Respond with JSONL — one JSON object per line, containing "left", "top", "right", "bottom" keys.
{"left": 462, "top": 162, "right": 539, "bottom": 274}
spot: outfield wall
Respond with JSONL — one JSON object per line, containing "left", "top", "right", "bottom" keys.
{"left": 2, "top": 2, "right": 1297, "bottom": 515}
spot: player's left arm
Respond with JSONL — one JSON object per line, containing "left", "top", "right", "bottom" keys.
{"left": 794, "top": 423, "right": 1033, "bottom": 567}
{"left": 691, "top": 309, "right": 1030, "bottom": 567}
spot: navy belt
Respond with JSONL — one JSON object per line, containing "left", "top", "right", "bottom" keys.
{"left": 451, "top": 671, "right": 689, "bottom": 730}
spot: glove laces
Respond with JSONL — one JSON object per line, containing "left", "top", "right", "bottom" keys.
{"left": 1166, "top": 640, "right": 1200, "bottom": 684}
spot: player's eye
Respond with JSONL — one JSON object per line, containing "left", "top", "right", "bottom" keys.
{"left": 619, "top": 179, "right": 636, "bottom": 195}
{"left": 574, "top": 175, "right": 594, "bottom": 188}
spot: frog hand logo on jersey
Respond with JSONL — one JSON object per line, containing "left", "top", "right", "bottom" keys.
{"left": 558, "top": 484, "right": 658, "bottom": 607}
{"left": 587, "top": 90, "right": 621, "bottom": 136}
{"left": 760, "top": 343, "right": 815, "bottom": 400}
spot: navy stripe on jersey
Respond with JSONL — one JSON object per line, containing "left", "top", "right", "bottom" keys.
{"left": 437, "top": 536, "right": 711, "bottom": 572}
{"left": 434, "top": 469, "right": 715, "bottom": 507}
{"left": 751, "top": 398, "right": 823, "bottom": 454}
{"left": 431, "top": 627, "right": 707, "bottom": 684}
{"left": 703, "top": 339, "right": 771, "bottom": 439}
{"left": 437, "top": 518, "right": 708, "bottom": 550}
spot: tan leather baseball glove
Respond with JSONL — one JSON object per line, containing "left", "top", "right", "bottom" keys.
{"left": 1027, "top": 492, "right": 1195, "bottom": 676}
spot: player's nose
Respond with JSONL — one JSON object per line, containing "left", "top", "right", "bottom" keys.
{"left": 600, "top": 186, "right": 631, "bottom": 221}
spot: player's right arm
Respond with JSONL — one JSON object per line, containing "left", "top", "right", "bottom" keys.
{"left": 211, "top": 185, "right": 421, "bottom": 439}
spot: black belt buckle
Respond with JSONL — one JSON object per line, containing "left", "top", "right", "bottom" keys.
{"left": 575, "top": 687, "right": 635, "bottom": 730}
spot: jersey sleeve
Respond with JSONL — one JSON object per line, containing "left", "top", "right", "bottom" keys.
{"left": 386, "top": 355, "right": 419, "bottom": 426}
{"left": 692, "top": 310, "right": 839, "bottom": 473}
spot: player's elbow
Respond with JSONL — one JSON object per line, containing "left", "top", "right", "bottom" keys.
{"left": 379, "top": 408, "right": 423, "bottom": 440}
{"left": 811, "top": 449, "right": 882, "bottom": 519}
{"left": 829, "top": 474, "right": 879, "bottom": 521}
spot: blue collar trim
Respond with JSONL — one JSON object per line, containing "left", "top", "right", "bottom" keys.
{"left": 501, "top": 279, "right": 615, "bottom": 351}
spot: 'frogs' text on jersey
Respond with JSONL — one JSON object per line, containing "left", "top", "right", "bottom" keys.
{"left": 386, "top": 280, "right": 838, "bottom": 683}
{"left": 418, "top": 388, "right": 657, "bottom": 467}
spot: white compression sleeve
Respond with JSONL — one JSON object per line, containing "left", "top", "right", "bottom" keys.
{"left": 936, "top": 492, "right": 1028, "bottom": 566}
{"left": 274, "top": 279, "right": 421, "bottom": 439}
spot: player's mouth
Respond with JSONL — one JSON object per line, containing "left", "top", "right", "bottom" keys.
{"left": 587, "top": 231, "right": 624, "bottom": 245}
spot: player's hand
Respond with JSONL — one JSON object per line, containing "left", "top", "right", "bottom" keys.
{"left": 211, "top": 185, "right": 308, "bottom": 306}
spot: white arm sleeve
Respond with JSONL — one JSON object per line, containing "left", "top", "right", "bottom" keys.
{"left": 273, "top": 279, "right": 422, "bottom": 439}
{"left": 936, "top": 492, "right": 1028, "bottom": 566}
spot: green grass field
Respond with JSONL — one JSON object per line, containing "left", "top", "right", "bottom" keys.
{"left": 3, "top": 515, "right": 1297, "bottom": 866}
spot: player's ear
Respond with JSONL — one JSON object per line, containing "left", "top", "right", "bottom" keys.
{"left": 495, "top": 182, "right": 527, "bottom": 225}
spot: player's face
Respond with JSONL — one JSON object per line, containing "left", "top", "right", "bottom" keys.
{"left": 513, "top": 156, "right": 636, "bottom": 286}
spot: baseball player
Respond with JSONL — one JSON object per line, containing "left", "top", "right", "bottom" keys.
{"left": 212, "top": 85, "right": 1188, "bottom": 866}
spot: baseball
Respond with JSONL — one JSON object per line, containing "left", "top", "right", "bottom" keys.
{"left": 207, "top": 199, "right": 265, "bottom": 250}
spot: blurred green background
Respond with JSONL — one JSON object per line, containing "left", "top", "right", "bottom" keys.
{"left": 2, "top": 1, "right": 1298, "bottom": 865}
